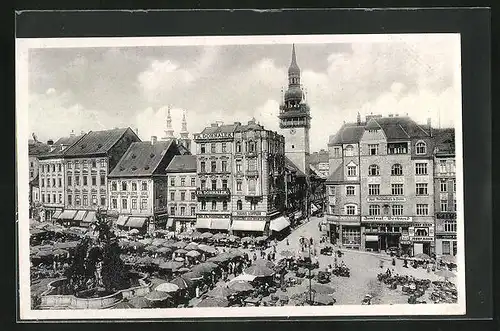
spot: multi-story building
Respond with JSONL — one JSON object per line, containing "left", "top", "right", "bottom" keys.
{"left": 178, "top": 110, "right": 192, "bottom": 154}
{"left": 57, "top": 128, "right": 141, "bottom": 226}
{"left": 28, "top": 137, "right": 50, "bottom": 219}
{"left": 309, "top": 149, "right": 329, "bottom": 178}
{"left": 193, "top": 119, "right": 286, "bottom": 236}
{"left": 165, "top": 155, "right": 197, "bottom": 233}
{"left": 326, "top": 114, "right": 435, "bottom": 256}
{"left": 433, "top": 128, "right": 457, "bottom": 257}
{"left": 37, "top": 134, "right": 83, "bottom": 222}
{"left": 108, "top": 137, "right": 182, "bottom": 233}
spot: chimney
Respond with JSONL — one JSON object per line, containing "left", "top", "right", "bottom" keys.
{"left": 427, "top": 118, "right": 433, "bottom": 137}
{"left": 151, "top": 136, "right": 157, "bottom": 145}
{"left": 135, "top": 128, "right": 139, "bottom": 135}
{"left": 69, "top": 130, "right": 75, "bottom": 137}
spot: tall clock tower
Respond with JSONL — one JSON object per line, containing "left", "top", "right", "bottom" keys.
{"left": 279, "top": 44, "right": 311, "bottom": 174}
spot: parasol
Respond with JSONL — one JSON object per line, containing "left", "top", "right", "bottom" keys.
{"left": 157, "top": 247, "right": 172, "bottom": 255}
{"left": 128, "top": 296, "right": 151, "bottom": 308}
{"left": 435, "top": 269, "right": 456, "bottom": 280}
{"left": 36, "top": 250, "right": 53, "bottom": 258}
{"left": 227, "top": 280, "right": 254, "bottom": 292}
{"left": 52, "top": 248, "right": 68, "bottom": 257}
{"left": 138, "top": 238, "right": 153, "bottom": 246}
{"left": 440, "top": 255, "right": 457, "bottom": 264}
{"left": 155, "top": 282, "right": 180, "bottom": 293}
{"left": 254, "top": 259, "right": 275, "bottom": 269}
{"left": 186, "top": 250, "right": 201, "bottom": 258}
{"left": 227, "top": 234, "right": 240, "bottom": 242}
{"left": 128, "top": 229, "right": 139, "bottom": 235}
{"left": 313, "top": 293, "right": 336, "bottom": 305}
{"left": 206, "top": 286, "right": 234, "bottom": 299}
{"left": 229, "top": 273, "right": 257, "bottom": 283}
{"left": 177, "top": 267, "right": 191, "bottom": 273}
{"left": 144, "top": 245, "right": 157, "bottom": 252}
{"left": 173, "top": 241, "right": 188, "bottom": 249}
{"left": 254, "top": 235, "right": 268, "bottom": 242}
{"left": 241, "top": 237, "right": 254, "bottom": 244}
{"left": 414, "top": 253, "right": 432, "bottom": 261}
{"left": 200, "top": 232, "right": 213, "bottom": 239}
{"left": 280, "top": 250, "right": 294, "bottom": 258}
{"left": 159, "top": 261, "right": 184, "bottom": 271}
{"left": 244, "top": 264, "right": 275, "bottom": 278}
{"left": 303, "top": 283, "right": 336, "bottom": 295}
{"left": 144, "top": 290, "right": 172, "bottom": 302}
{"left": 174, "top": 256, "right": 185, "bottom": 262}
{"left": 212, "top": 233, "right": 227, "bottom": 241}
{"left": 184, "top": 242, "right": 199, "bottom": 251}
{"left": 181, "top": 271, "right": 204, "bottom": 281}
{"left": 196, "top": 297, "right": 229, "bottom": 307}
{"left": 170, "top": 276, "right": 193, "bottom": 290}
{"left": 197, "top": 244, "right": 217, "bottom": 254}
{"left": 111, "top": 301, "right": 135, "bottom": 309}
{"left": 151, "top": 238, "right": 166, "bottom": 246}
{"left": 174, "top": 248, "right": 188, "bottom": 255}
{"left": 191, "top": 262, "right": 218, "bottom": 274}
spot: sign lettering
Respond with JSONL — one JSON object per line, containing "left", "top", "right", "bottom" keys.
{"left": 367, "top": 196, "right": 406, "bottom": 203}
{"left": 362, "top": 216, "right": 412, "bottom": 223}
{"left": 194, "top": 132, "right": 234, "bottom": 140}
{"left": 233, "top": 211, "right": 267, "bottom": 216}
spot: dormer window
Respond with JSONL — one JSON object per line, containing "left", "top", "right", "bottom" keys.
{"left": 416, "top": 141, "right": 427, "bottom": 155}
{"left": 344, "top": 145, "right": 354, "bottom": 157}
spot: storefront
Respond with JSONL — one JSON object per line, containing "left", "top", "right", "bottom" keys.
{"left": 361, "top": 216, "right": 413, "bottom": 252}
{"left": 409, "top": 223, "right": 435, "bottom": 256}
{"left": 435, "top": 212, "right": 457, "bottom": 256}
{"left": 341, "top": 225, "right": 361, "bottom": 250}
{"left": 231, "top": 211, "right": 268, "bottom": 237}
{"left": 196, "top": 213, "right": 231, "bottom": 233}
{"left": 269, "top": 216, "right": 291, "bottom": 239}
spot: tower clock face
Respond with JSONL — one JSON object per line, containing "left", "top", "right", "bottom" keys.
{"left": 290, "top": 128, "right": 296, "bottom": 135}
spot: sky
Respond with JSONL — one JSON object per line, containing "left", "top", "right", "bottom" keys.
{"left": 27, "top": 35, "right": 461, "bottom": 152}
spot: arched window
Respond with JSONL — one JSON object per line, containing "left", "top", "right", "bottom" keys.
{"left": 391, "top": 164, "right": 403, "bottom": 176}
{"left": 416, "top": 141, "right": 427, "bottom": 155}
{"left": 368, "top": 164, "right": 380, "bottom": 176}
{"left": 248, "top": 141, "right": 255, "bottom": 153}
{"left": 237, "top": 200, "right": 242, "bottom": 210}
{"left": 344, "top": 145, "right": 354, "bottom": 157}
{"left": 236, "top": 141, "right": 242, "bottom": 153}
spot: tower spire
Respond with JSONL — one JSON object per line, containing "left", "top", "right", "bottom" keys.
{"left": 180, "top": 110, "right": 188, "bottom": 137}
{"left": 163, "top": 105, "right": 175, "bottom": 140}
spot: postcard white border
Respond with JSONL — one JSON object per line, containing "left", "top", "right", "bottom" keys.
{"left": 16, "top": 33, "right": 465, "bottom": 320}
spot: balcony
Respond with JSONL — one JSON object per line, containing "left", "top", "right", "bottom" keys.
{"left": 246, "top": 170, "right": 259, "bottom": 177}
{"left": 246, "top": 151, "right": 258, "bottom": 158}
{"left": 245, "top": 191, "right": 261, "bottom": 198}
{"left": 196, "top": 188, "right": 231, "bottom": 198}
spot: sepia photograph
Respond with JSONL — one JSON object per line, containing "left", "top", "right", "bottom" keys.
{"left": 16, "top": 32, "right": 465, "bottom": 320}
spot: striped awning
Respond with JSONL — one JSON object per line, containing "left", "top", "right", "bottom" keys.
{"left": 210, "top": 219, "right": 231, "bottom": 230}
{"left": 195, "top": 218, "right": 211, "bottom": 229}
{"left": 74, "top": 210, "right": 88, "bottom": 221}
{"left": 125, "top": 216, "right": 147, "bottom": 228}
{"left": 116, "top": 215, "right": 129, "bottom": 226}
{"left": 58, "top": 210, "right": 77, "bottom": 220}
{"left": 231, "top": 220, "right": 266, "bottom": 232}
{"left": 82, "top": 211, "right": 97, "bottom": 224}
{"left": 52, "top": 209, "right": 63, "bottom": 219}
{"left": 269, "top": 216, "right": 290, "bottom": 232}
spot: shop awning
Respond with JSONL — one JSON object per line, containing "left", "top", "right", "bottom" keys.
{"left": 82, "top": 211, "right": 97, "bottom": 224}
{"left": 269, "top": 216, "right": 290, "bottom": 232}
{"left": 231, "top": 220, "right": 266, "bottom": 232}
{"left": 58, "top": 210, "right": 77, "bottom": 220}
{"left": 74, "top": 210, "right": 88, "bottom": 221}
{"left": 365, "top": 235, "right": 379, "bottom": 242}
{"left": 116, "top": 215, "right": 129, "bottom": 227}
{"left": 125, "top": 216, "right": 148, "bottom": 228}
{"left": 210, "top": 219, "right": 231, "bottom": 230}
{"left": 166, "top": 218, "right": 174, "bottom": 227}
{"left": 311, "top": 204, "right": 319, "bottom": 213}
{"left": 195, "top": 218, "right": 211, "bottom": 229}
{"left": 52, "top": 209, "right": 63, "bottom": 219}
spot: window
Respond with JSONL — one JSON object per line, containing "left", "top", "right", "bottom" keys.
{"left": 83, "top": 160, "right": 88, "bottom": 169}
{"left": 387, "top": 142, "right": 408, "bottom": 154}
{"left": 222, "top": 179, "right": 228, "bottom": 189}
{"left": 369, "top": 205, "right": 381, "bottom": 216}
{"left": 440, "top": 200, "right": 448, "bottom": 212}
{"left": 415, "top": 141, "right": 427, "bottom": 155}
{"left": 236, "top": 141, "right": 242, "bottom": 153}
{"left": 91, "top": 195, "right": 97, "bottom": 205}
{"left": 334, "top": 147, "right": 340, "bottom": 157}
{"left": 237, "top": 200, "right": 242, "bottom": 210}
{"left": 222, "top": 160, "right": 228, "bottom": 172}
{"left": 223, "top": 201, "right": 228, "bottom": 211}
{"left": 201, "top": 201, "right": 207, "bottom": 210}
{"left": 132, "top": 182, "right": 137, "bottom": 191}
{"left": 439, "top": 160, "right": 447, "bottom": 173}
{"left": 200, "top": 144, "right": 206, "bottom": 154}
{"left": 58, "top": 194, "right": 62, "bottom": 203}
{"left": 75, "top": 161, "right": 80, "bottom": 169}
{"left": 416, "top": 183, "right": 428, "bottom": 195}
{"left": 67, "top": 162, "right": 72, "bottom": 169}
{"left": 444, "top": 220, "right": 457, "bottom": 232}
{"left": 346, "top": 186, "right": 355, "bottom": 196}
{"left": 368, "top": 184, "right": 380, "bottom": 196}
{"left": 75, "top": 176, "right": 80, "bottom": 186}
{"left": 47, "top": 194, "right": 51, "bottom": 203}
{"left": 122, "top": 182, "right": 127, "bottom": 191}
{"left": 91, "top": 176, "right": 96, "bottom": 186}
{"left": 52, "top": 178, "right": 56, "bottom": 187}
{"left": 345, "top": 205, "right": 356, "bottom": 215}
{"left": 453, "top": 200, "right": 457, "bottom": 212}
{"left": 58, "top": 164, "right": 62, "bottom": 172}
{"left": 52, "top": 164, "right": 56, "bottom": 172}
{"left": 416, "top": 204, "right": 429, "bottom": 216}
{"left": 100, "top": 174, "right": 105, "bottom": 185}
{"left": 100, "top": 159, "right": 106, "bottom": 168}
{"left": 76, "top": 196, "right": 81, "bottom": 206}
{"left": 180, "top": 206, "right": 185, "bottom": 216}
{"left": 211, "top": 179, "right": 217, "bottom": 190}
{"left": 67, "top": 195, "right": 72, "bottom": 205}
{"left": 91, "top": 160, "right": 96, "bottom": 168}
{"left": 211, "top": 143, "right": 216, "bottom": 153}
{"left": 121, "top": 198, "right": 127, "bottom": 209}
{"left": 132, "top": 198, "right": 137, "bottom": 209}
{"left": 368, "top": 164, "right": 380, "bottom": 176}
{"left": 440, "top": 180, "right": 447, "bottom": 192}
{"left": 180, "top": 192, "right": 185, "bottom": 201}
{"left": 211, "top": 201, "right": 217, "bottom": 210}
{"left": 191, "top": 206, "right": 196, "bottom": 215}
{"left": 170, "top": 206, "right": 176, "bottom": 215}
{"left": 329, "top": 186, "right": 336, "bottom": 195}
{"left": 329, "top": 205, "right": 335, "bottom": 214}
{"left": 236, "top": 181, "right": 242, "bottom": 191}
{"left": 211, "top": 161, "right": 217, "bottom": 173}
{"left": 236, "top": 160, "right": 242, "bottom": 172}
{"left": 347, "top": 165, "right": 357, "bottom": 177}
{"left": 67, "top": 176, "right": 72, "bottom": 186}
{"left": 344, "top": 145, "right": 354, "bottom": 156}
{"left": 201, "top": 180, "right": 206, "bottom": 189}
{"left": 142, "top": 181, "right": 147, "bottom": 191}
{"left": 141, "top": 199, "right": 147, "bottom": 210}
{"left": 170, "top": 177, "right": 175, "bottom": 186}
{"left": 248, "top": 179, "right": 256, "bottom": 192}
{"left": 191, "top": 191, "right": 195, "bottom": 200}
{"left": 200, "top": 161, "right": 206, "bottom": 173}
{"left": 391, "top": 184, "right": 404, "bottom": 195}
{"left": 191, "top": 177, "right": 196, "bottom": 186}
{"left": 83, "top": 176, "right": 87, "bottom": 186}
{"left": 392, "top": 205, "right": 404, "bottom": 216}
{"left": 222, "top": 143, "right": 227, "bottom": 153}
{"left": 250, "top": 201, "right": 257, "bottom": 210}
{"left": 442, "top": 241, "right": 451, "bottom": 255}
{"left": 83, "top": 195, "right": 88, "bottom": 206}
{"left": 415, "top": 163, "right": 428, "bottom": 175}
{"left": 391, "top": 164, "right": 403, "bottom": 176}
{"left": 453, "top": 179, "right": 456, "bottom": 192}
{"left": 450, "top": 160, "right": 456, "bottom": 172}
{"left": 100, "top": 196, "right": 106, "bottom": 206}
{"left": 41, "top": 194, "right": 45, "bottom": 203}
{"left": 368, "top": 144, "right": 379, "bottom": 155}
{"left": 170, "top": 192, "right": 175, "bottom": 201}
{"left": 111, "top": 198, "right": 117, "bottom": 209}
{"left": 53, "top": 194, "right": 56, "bottom": 203}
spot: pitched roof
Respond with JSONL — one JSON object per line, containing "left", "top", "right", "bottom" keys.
{"left": 285, "top": 156, "right": 305, "bottom": 177}
{"left": 64, "top": 128, "right": 135, "bottom": 157}
{"left": 28, "top": 142, "right": 50, "bottom": 156}
{"left": 328, "top": 125, "right": 365, "bottom": 145}
{"left": 165, "top": 155, "right": 197, "bottom": 173}
{"left": 199, "top": 119, "right": 271, "bottom": 136}
{"left": 308, "top": 150, "right": 329, "bottom": 165}
{"left": 433, "top": 128, "right": 455, "bottom": 155}
{"left": 309, "top": 164, "right": 326, "bottom": 179}
{"left": 326, "top": 166, "right": 344, "bottom": 183}
{"left": 108, "top": 140, "right": 174, "bottom": 178}
{"left": 38, "top": 135, "right": 84, "bottom": 159}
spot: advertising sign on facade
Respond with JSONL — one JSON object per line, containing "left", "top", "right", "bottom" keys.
{"left": 233, "top": 210, "right": 267, "bottom": 217}
{"left": 366, "top": 196, "right": 406, "bottom": 203}
{"left": 194, "top": 132, "right": 234, "bottom": 140}
{"left": 362, "top": 216, "right": 412, "bottom": 223}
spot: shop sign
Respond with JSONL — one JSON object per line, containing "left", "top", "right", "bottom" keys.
{"left": 194, "top": 132, "right": 234, "bottom": 140}
{"left": 233, "top": 216, "right": 268, "bottom": 222}
{"left": 437, "top": 234, "right": 457, "bottom": 240}
{"left": 401, "top": 235, "right": 410, "bottom": 241}
{"left": 436, "top": 212, "right": 457, "bottom": 220}
{"left": 233, "top": 210, "right": 267, "bottom": 217}
{"left": 366, "top": 196, "right": 406, "bottom": 203}
{"left": 362, "top": 216, "right": 412, "bottom": 223}
{"left": 400, "top": 241, "right": 412, "bottom": 245}
{"left": 411, "top": 236, "right": 434, "bottom": 242}
{"left": 197, "top": 213, "right": 230, "bottom": 219}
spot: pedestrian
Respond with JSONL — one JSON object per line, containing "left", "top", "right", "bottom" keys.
{"left": 392, "top": 258, "right": 396, "bottom": 266}
{"left": 310, "top": 237, "right": 314, "bottom": 246}
{"left": 403, "top": 258, "right": 408, "bottom": 268}
{"left": 267, "top": 253, "right": 272, "bottom": 261}
{"left": 286, "top": 238, "right": 289, "bottom": 246}
{"left": 379, "top": 260, "right": 384, "bottom": 269}
{"left": 334, "top": 256, "right": 338, "bottom": 268}
{"left": 253, "top": 252, "right": 257, "bottom": 261}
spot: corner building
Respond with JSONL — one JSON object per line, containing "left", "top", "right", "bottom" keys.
{"left": 327, "top": 115, "right": 435, "bottom": 256}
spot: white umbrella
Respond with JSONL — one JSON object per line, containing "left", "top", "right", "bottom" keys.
{"left": 155, "top": 282, "right": 180, "bottom": 293}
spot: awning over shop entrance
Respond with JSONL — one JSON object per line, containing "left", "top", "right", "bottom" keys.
{"left": 82, "top": 211, "right": 97, "bottom": 224}
{"left": 269, "top": 216, "right": 290, "bottom": 232}
{"left": 311, "top": 204, "right": 319, "bottom": 213}
{"left": 57, "top": 210, "right": 77, "bottom": 220}
{"left": 166, "top": 218, "right": 174, "bottom": 228}
{"left": 116, "top": 215, "right": 129, "bottom": 227}
{"left": 195, "top": 218, "right": 211, "bottom": 229}
{"left": 365, "top": 235, "right": 379, "bottom": 242}
{"left": 231, "top": 220, "right": 266, "bottom": 232}
{"left": 125, "top": 216, "right": 148, "bottom": 228}
{"left": 52, "top": 209, "right": 63, "bottom": 219}
{"left": 74, "top": 210, "right": 88, "bottom": 221}
{"left": 210, "top": 219, "right": 231, "bottom": 230}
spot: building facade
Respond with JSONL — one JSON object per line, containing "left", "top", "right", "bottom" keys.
{"left": 28, "top": 138, "right": 50, "bottom": 219}
{"left": 108, "top": 138, "right": 181, "bottom": 233}
{"left": 326, "top": 114, "right": 436, "bottom": 256}
{"left": 309, "top": 149, "right": 330, "bottom": 178}
{"left": 433, "top": 128, "right": 457, "bottom": 257}
{"left": 165, "top": 155, "right": 197, "bottom": 233}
